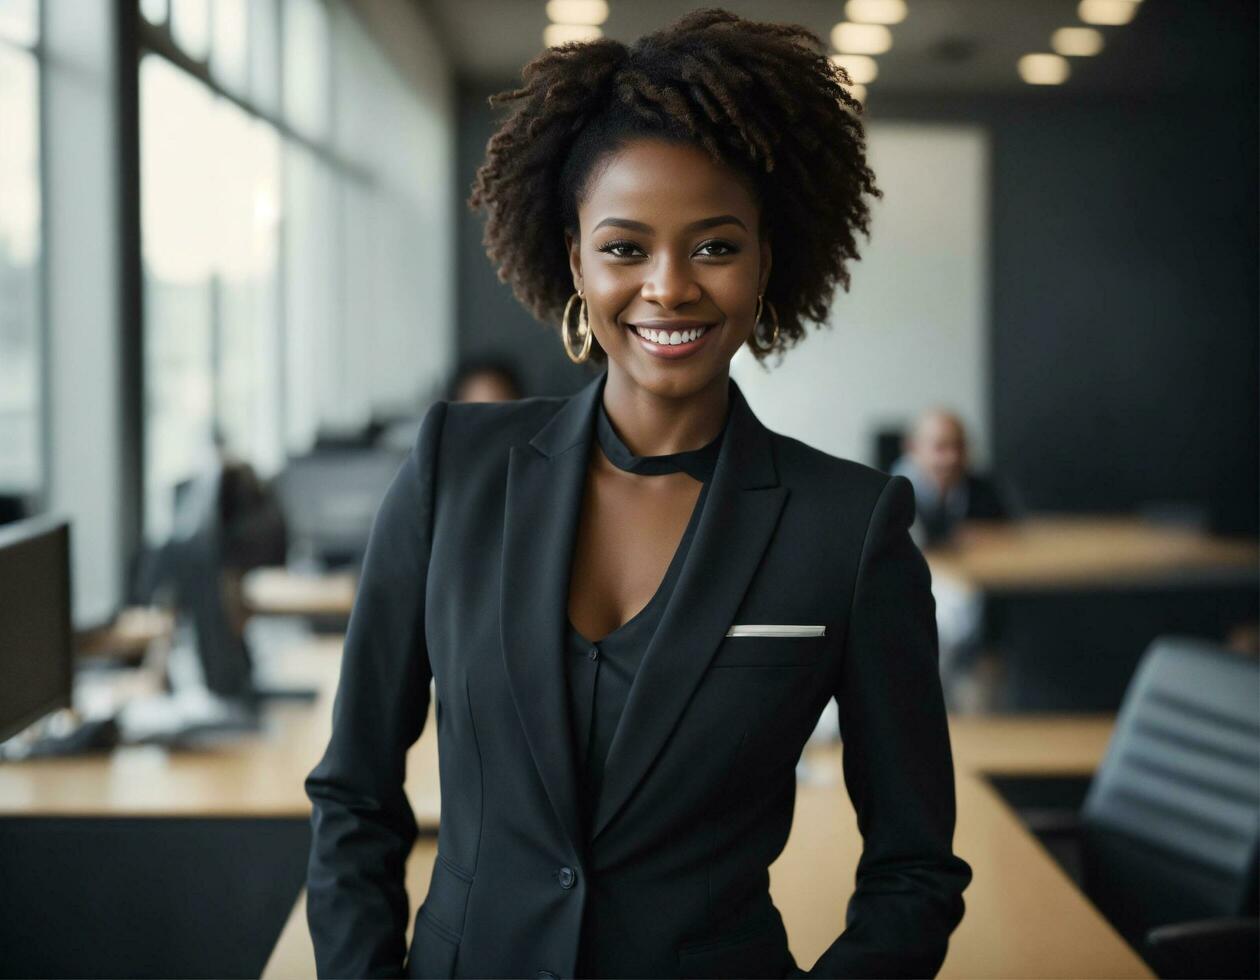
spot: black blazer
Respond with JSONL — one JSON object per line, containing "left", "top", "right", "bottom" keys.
{"left": 304, "top": 369, "right": 973, "bottom": 979}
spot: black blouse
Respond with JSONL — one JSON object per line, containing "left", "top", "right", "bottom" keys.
{"left": 563, "top": 384, "right": 728, "bottom": 840}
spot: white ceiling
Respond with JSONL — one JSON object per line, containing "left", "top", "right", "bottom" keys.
{"left": 418, "top": 0, "right": 1246, "bottom": 97}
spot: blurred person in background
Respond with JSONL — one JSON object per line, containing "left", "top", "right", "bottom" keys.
{"left": 892, "top": 409, "right": 1016, "bottom": 712}
{"left": 892, "top": 407, "right": 1015, "bottom": 549}
{"left": 445, "top": 354, "right": 524, "bottom": 402}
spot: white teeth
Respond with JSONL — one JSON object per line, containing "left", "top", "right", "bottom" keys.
{"left": 634, "top": 325, "right": 707, "bottom": 345}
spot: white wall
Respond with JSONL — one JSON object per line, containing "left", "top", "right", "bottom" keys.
{"left": 732, "top": 122, "right": 991, "bottom": 470}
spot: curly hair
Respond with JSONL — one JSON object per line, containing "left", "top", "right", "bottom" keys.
{"left": 467, "top": 7, "right": 882, "bottom": 366}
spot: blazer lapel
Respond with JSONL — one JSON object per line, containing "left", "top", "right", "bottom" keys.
{"left": 499, "top": 367, "right": 788, "bottom": 854}
{"left": 590, "top": 377, "right": 787, "bottom": 841}
{"left": 500, "top": 369, "right": 605, "bottom": 857}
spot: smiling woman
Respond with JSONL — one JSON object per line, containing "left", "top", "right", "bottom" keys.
{"left": 304, "top": 8, "right": 972, "bottom": 980}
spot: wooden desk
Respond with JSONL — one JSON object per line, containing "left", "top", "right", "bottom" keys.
{"left": 949, "top": 712, "right": 1114, "bottom": 776}
{"left": 0, "top": 637, "right": 436, "bottom": 978}
{"left": 74, "top": 605, "right": 175, "bottom": 665}
{"left": 0, "top": 636, "right": 437, "bottom": 821}
{"left": 241, "top": 567, "right": 358, "bottom": 618}
{"left": 926, "top": 516, "right": 1259, "bottom": 592}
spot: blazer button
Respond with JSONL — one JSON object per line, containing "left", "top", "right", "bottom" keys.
{"left": 588, "top": 647, "right": 599, "bottom": 661}
{"left": 557, "top": 866, "right": 577, "bottom": 889}
{"left": 535, "top": 972, "right": 560, "bottom": 979}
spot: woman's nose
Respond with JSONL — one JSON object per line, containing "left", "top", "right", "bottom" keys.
{"left": 640, "top": 254, "right": 702, "bottom": 309}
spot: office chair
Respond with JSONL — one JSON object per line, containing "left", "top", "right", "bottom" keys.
{"left": 1043, "top": 635, "right": 1259, "bottom": 978}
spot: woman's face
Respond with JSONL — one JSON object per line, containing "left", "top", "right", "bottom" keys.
{"left": 566, "top": 138, "right": 771, "bottom": 399}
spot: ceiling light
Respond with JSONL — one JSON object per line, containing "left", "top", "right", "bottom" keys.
{"left": 543, "top": 22, "right": 602, "bottom": 46}
{"left": 830, "top": 53, "right": 878, "bottom": 85}
{"left": 1052, "top": 26, "right": 1104, "bottom": 56}
{"left": 545, "top": 0, "right": 609, "bottom": 27}
{"left": 844, "top": 0, "right": 907, "bottom": 25}
{"left": 831, "top": 22, "right": 893, "bottom": 55}
{"left": 1077, "top": 0, "right": 1140, "bottom": 26}
{"left": 1018, "top": 53, "right": 1071, "bottom": 84}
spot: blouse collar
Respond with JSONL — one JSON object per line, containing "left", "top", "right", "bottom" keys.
{"left": 594, "top": 387, "right": 727, "bottom": 483}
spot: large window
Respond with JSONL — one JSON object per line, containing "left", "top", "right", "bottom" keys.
{"left": 0, "top": 0, "right": 42, "bottom": 506}
{"left": 138, "top": 0, "right": 453, "bottom": 545}
{"left": 140, "top": 54, "right": 282, "bottom": 543}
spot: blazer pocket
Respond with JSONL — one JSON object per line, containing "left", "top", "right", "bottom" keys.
{"left": 406, "top": 853, "right": 473, "bottom": 979}
{"left": 677, "top": 907, "right": 792, "bottom": 979}
{"left": 710, "top": 629, "right": 827, "bottom": 668}
{"left": 725, "top": 624, "right": 826, "bottom": 637}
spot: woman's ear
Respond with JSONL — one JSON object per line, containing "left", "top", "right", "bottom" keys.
{"left": 565, "top": 230, "right": 583, "bottom": 293}
{"left": 758, "top": 239, "right": 773, "bottom": 295}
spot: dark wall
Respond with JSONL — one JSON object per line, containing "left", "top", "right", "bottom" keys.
{"left": 995, "top": 100, "right": 1256, "bottom": 531}
{"left": 453, "top": 1, "right": 1257, "bottom": 531}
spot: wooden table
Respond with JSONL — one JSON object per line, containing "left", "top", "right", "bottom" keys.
{"left": 0, "top": 638, "right": 435, "bottom": 978}
{"left": 926, "top": 515, "right": 1259, "bottom": 592}
{"left": 240, "top": 567, "right": 358, "bottom": 619}
{"left": 74, "top": 605, "right": 175, "bottom": 665}
{"left": 0, "top": 637, "right": 436, "bottom": 821}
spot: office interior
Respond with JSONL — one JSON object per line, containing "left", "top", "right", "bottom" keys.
{"left": 0, "top": 0, "right": 1256, "bottom": 977}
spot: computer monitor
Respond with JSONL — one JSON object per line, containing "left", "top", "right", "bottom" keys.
{"left": 169, "top": 461, "right": 254, "bottom": 700}
{"left": 0, "top": 517, "right": 73, "bottom": 742}
{"left": 274, "top": 448, "right": 405, "bottom": 569}
{"left": 165, "top": 458, "right": 312, "bottom": 705}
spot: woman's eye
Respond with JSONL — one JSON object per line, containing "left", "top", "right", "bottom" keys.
{"left": 597, "top": 240, "right": 643, "bottom": 258}
{"left": 696, "top": 240, "right": 738, "bottom": 257}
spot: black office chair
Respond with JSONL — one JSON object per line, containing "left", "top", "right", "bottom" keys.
{"left": 1045, "top": 636, "right": 1259, "bottom": 978}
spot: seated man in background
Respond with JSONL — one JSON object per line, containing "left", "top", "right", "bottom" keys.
{"left": 891, "top": 408, "right": 1015, "bottom": 549}
{"left": 891, "top": 408, "right": 1017, "bottom": 712}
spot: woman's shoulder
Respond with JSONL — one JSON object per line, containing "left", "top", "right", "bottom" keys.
{"left": 767, "top": 427, "right": 893, "bottom": 501}
{"left": 436, "top": 393, "right": 569, "bottom": 454}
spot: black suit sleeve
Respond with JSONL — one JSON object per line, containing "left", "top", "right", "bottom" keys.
{"left": 809, "top": 474, "right": 974, "bottom": 978}
{"left": 304, "top": 399, "right": 447, "bottom": 979}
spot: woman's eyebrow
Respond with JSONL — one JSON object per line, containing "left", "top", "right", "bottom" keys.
{"left": 592, "top": 214, "right": 748, "bottom": 234}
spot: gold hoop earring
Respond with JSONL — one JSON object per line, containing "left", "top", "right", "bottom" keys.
{"left": 749, "top": 293, "right": 779, "bottom": 354}
{"left": 562, "top": 291, "right": 592, "bottom": 364}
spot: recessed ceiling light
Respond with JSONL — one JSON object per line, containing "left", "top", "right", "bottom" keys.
{"left": 543, "top": 22, "right": 602, "bottom": 47}
{"left": 1018, "top": 53, "right": 1071, "bottom": 84}
{"left": 545, "top": 0, "right": 609, "bottom": 27}
{"left": 1077, "top": 0, "right": 1140, "bottom": 26}
{"left": 830, "top": 53, "right": 879, "bottom": 85}
{"left": 844, "top": 0, "right": 907, "bottom": 25}
{"left": 1052, "top": 26, "right": 1104, "bottom": 56}
{"left": 831, "top": 22, "right": 893, "bottom": 55}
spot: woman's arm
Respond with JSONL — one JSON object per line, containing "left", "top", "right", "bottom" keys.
{"left": 808, "top": 474, "right": 974, "bottom": 979}
{"left": 303, "top": 399, "right": 448, "bottom": 979}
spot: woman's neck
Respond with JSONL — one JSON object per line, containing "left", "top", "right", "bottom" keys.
{"left": 600, "top": 368, "right": 730, "bottom": 458}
